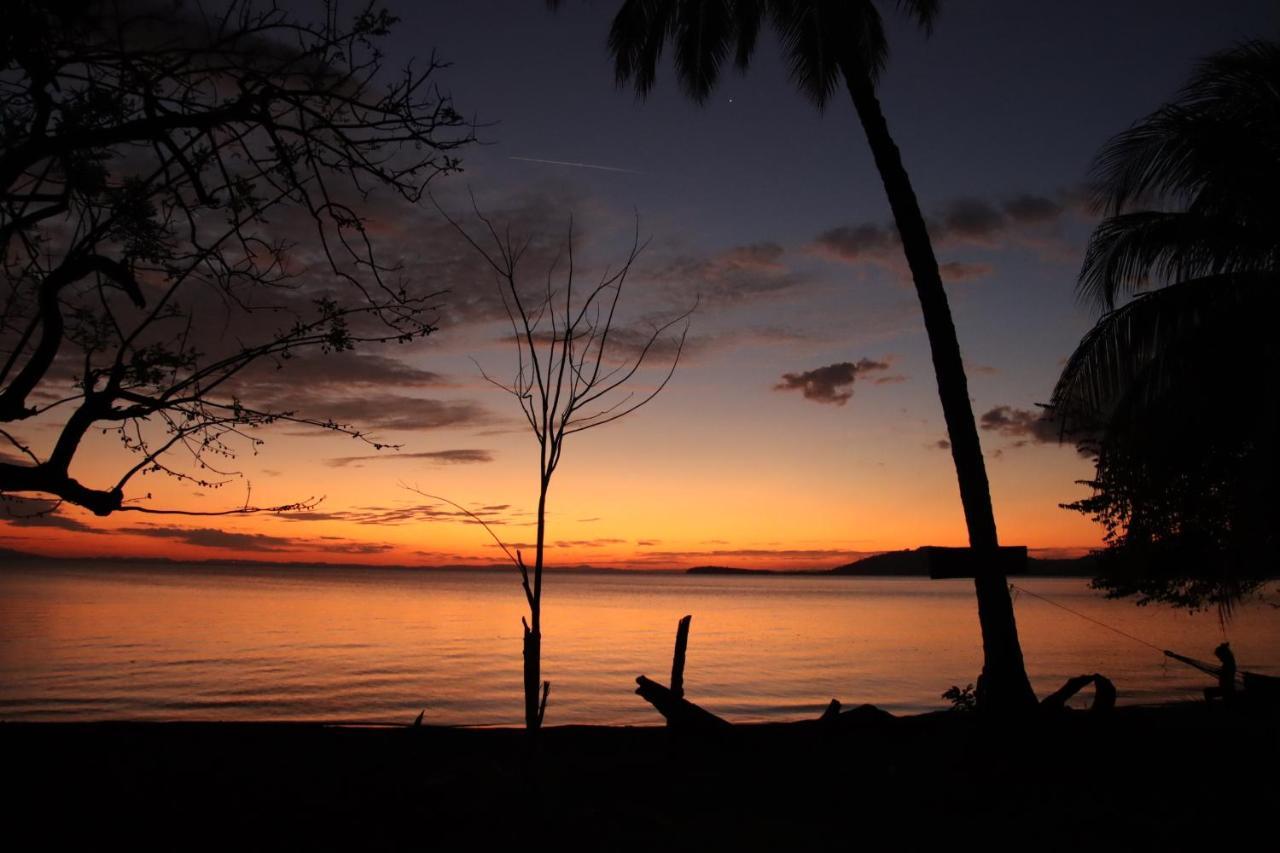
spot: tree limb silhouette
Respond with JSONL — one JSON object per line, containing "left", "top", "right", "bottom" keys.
{"left": 1, "top": 1, "right": 474, "bottom": 515}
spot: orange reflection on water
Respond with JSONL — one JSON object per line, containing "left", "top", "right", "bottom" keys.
{"left": 3, "top": 561, "right": 1276, "bottom": 725}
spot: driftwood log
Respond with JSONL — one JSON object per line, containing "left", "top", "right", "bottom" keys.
{"left": 635, "top": 615, "right": 732, "bottom": 730}
{"left": 670, "top": 614, "right": 691, "bottom": 699}
{"left": 817, "top": 699, "right": 895, "bottom": 729}
{"left": 636, "top": 615, "right": 897, "bottom": 731}
{"left": 1040, "top": 673, "right": 1117, "bottom": 713}
{"left": 635, "top": 675, "right": 731, "bottom": 731}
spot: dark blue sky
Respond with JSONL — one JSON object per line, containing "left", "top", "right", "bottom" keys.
{"left": 388, "top": 0, "right": 1275, "bottom": 244}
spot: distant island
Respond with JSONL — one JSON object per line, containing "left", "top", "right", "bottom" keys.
{"left": 688, "top": 548, "right": 1097, "bottom": 578}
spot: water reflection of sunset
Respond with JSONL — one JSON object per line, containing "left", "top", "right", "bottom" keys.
{"left": 5, "top": 565, "right": 1273, "bottom": 724}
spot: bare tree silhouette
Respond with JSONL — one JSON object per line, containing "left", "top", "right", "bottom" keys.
{"left": 1, "top": 0, "right": 472, "bottom": 517}
{"left": 419, "top": 202, "right": 692, "bottom": 731}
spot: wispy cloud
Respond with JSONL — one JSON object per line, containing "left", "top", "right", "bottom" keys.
{"left": 275, "top": 502, "right": 520, "bottom": 527}
{"left": 628, "top": 547, "right": 870, "bottom": 566}
{"left": 1, "top": 502, "right": 103, "bottom": 533}
{"left": 652, "top": 241, "right": 811, "bottom": 308}
{"left": 324, "top": 449, "right": 494, "bottom": 468}
{"left": 119, "top": 525, "right": 397, "bottom": 554}
{"left": 811, "top": 188, "right": 1087, "bottom": 281}
{"left": 271, "top": 394, "right": 495, "bottom": 433}
{"left": 509, "top": 156, "right": 640, "bottom": 174}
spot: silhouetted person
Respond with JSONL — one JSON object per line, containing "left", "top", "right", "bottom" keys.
{"left": 1204, "top": 642, "right": 1236, "bottom": 706}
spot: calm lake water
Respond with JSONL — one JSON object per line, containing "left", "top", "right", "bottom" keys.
{"left": 1, "top": 560, "right": 1276, "bottom": 725}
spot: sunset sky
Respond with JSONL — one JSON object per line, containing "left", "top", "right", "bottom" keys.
{"left": 3, "top": 0, "right": 1275, "bottom": 569}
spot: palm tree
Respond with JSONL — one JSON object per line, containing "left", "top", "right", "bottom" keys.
{"left": 1051, "top": 40, "right": 1279, "bottom": 614}
{"left": 550, "top": 0, "right": 1037, "bottom": 712}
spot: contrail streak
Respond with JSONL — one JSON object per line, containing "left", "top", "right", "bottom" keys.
{"left": 509, "top": 156, "right": 640, "bottom": 174}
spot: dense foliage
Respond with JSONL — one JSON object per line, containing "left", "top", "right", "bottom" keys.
{"left": 1053, "top": 41, "right": 1279, "bottom": 613}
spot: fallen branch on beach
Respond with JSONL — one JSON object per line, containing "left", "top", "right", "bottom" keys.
{"left": 816, "top": 699, "right": 897, "bottom": 729}
{"left": 1040, "top": 674, "right": 1117, "bottom": 714}
{"left": 635, "top": 675, "right": 732, "bottom": 730}
{"left": 634, "top": 614, "right": 732, "bottom": 730}
{"left": 635, "top": 615, "right": 898, "bottom": 732}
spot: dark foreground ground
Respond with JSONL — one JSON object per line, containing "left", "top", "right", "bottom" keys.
{"left": 4, "top": 703, "right": 1276, "bottom": 851}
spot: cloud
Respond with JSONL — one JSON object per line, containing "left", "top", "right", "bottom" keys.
{"left": 774, "top": 358, "right": 901, "bottom": 406}
{"left": 123, "top": 524, "right": 397, "bottom": 554}
{"left": 225, "top": 351, "right": 493, "bottom": 436}
{"left": 979, "top": 405, "right": 1066, "bottom": 446}
{"left": 1, "top": 502, "right": 103, "bottom": 533}
{"left": 552, "top": 538, "right": 627, "bottom": 548}
{"left": 812, "top": 223, "right": 898, "bottom": 264}
{"left": 309, "top": 541, "right": 395, "bottom": 555}
{"left": 938, "top": 197, "right": 1007, "bottom": 244}
{"left": 272, "top": 393, "right": 494, "bottom": 432}
{"left": 385, "top": 187, "right": 640, "bottom": 331}
{"left": 937, "top": 194, "right": 1073, "bottom": 245}
{"left": 652, "top": 241, "right": 810, "bottom": 307}
{"left": 275, "top": 501, "right": 518, "bottom": 527}
{"left": 0, "top": 449, "right": 29, "bottom": 466}
{"left": 630, "top": 547, "right": 869, "bottom": 565}
{"left": 938, "top": 261, "right": 994, "bottom": 282}
{"left": 126, "top": 526, "right": 299, "bottom": 551}
{"left": 810, "top": 188, "right": 1081, "bottom": 281}
{"left": 235, "top": 352, "right": 452, "bottom": 391}
{"left": 1003, "top": 194, "right": 1068, "bottom": 225}
{"left": 324, "top": 449, "right": 494, "bottom": 468}
{"left": 563, "top": 317, "right": 698, "bottom": 362}
{"left": 979, "top": 405, "right": 1097, "bottom": 457}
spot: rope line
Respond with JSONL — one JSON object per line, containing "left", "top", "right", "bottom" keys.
{"left": 1008, "top": 582, "right": 1168, "bottom": 654}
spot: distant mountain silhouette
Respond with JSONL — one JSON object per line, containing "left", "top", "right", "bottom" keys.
{"left": 689, "top": 549, "right": 1097, "bottom": 578}
{"left": 686, "top": 565, "right": 780, "bottom": 575}
{"left": 828, "top": 549, "right": 936, "bottom": 576}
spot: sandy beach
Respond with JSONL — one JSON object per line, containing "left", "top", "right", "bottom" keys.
{"left": 7, "top": 702, "right": 1276, "bottom": 850}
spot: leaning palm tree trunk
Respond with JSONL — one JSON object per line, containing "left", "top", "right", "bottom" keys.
{"left": 845, "top": 70, "right": 1037, "bottom": 713}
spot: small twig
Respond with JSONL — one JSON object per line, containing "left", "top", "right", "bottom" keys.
{"left": 537, "top": 680, "right": 550, "bottom": 727}
{"left": 402, "top": 484, "right": 521, "bottom": 570}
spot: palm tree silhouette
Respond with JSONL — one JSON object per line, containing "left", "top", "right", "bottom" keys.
{"left": 1052, "top": 41, "right": 1279, "bottom": 612}
{"left": 551, "top": 0, "right": 1036, "bottom": 712}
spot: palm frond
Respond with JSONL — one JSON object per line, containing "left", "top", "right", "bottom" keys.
{"left": 608, "top": 0, "right": 679, "bottom": 97}
{"left": 731, "top": 0, "right": 763, "bottom": 69}
{"left": 1078, "top": 210, "right": 1278, "bottom": 310}
{"left": 672, "top": 0, "right": 736, "bottom": 103}
{"left": 604, "top": 1, "right": 934, "bottom": 107}
{"left": 770, "top": 0, "right": 887, "bottom": 108}
{"left": 896, "top": 0, "right": 939, "bottom": 35}
{"left": 1090, "top": 40, "right": 1280, "bottom": 215}
{"left": 1051, "top": 271, "right": 1277, "bottom": 433}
